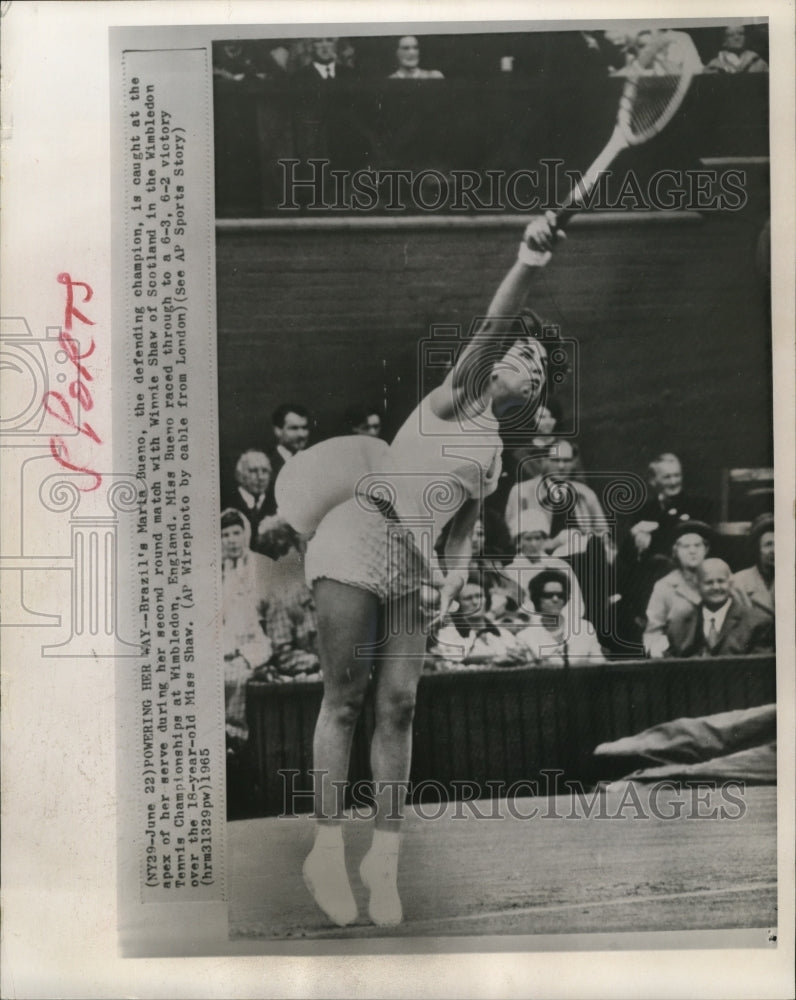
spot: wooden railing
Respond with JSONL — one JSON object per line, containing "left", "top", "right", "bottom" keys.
{"left": 246, "top": 654, "right": 775, "bottom": 816}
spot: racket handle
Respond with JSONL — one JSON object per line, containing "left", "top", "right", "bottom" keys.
{"left": 549, "top": 126, "right": 627, "bottom": 234}
{"left": 550, "top": 174, "right": 600, "bottom": 232}
{"left": 550, "top": 206, "right": 579, "bottom": 232}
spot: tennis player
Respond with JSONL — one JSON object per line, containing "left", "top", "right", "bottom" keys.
{"left": 299, "top": 213, "right": 562, "bottom": 927}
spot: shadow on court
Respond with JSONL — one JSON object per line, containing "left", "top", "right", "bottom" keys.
{"left": 228, "top": 784, "right": 776, "bottom": 940}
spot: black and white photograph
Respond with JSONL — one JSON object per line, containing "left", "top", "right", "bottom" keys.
{"left": 1, "top": 2, "right": 794, "bottom": 997}
{"left": 214, "top": 20, "right": 779, "bottom": 942}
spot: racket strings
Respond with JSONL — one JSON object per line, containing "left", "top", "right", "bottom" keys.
{"left": 554, "top": 31, "right": 698, "bottom": 227}
{"left": 622, "top": 72, "right": 688, "bottom": 142}
{"left": 633, "top": 76, "right": 681, "bottom": 133}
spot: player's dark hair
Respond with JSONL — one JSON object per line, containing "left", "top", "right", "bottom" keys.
{"left": 517, "top": 307, "right": 545, "bottom": 340}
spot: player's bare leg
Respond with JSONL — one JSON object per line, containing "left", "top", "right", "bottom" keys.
{"left": 360, "top": 591, "right": 426, "bottom": 926}
{"left": 304, "top": 579, "right": 378, "bottom": 926}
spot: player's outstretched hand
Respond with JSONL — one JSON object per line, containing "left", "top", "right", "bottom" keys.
{"left": 523, "top": 211, "right": 565, "bottom": 254}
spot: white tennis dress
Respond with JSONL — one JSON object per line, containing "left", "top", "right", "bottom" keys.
{"left": 298, "top": 395, "right": 503, "bottom": 601}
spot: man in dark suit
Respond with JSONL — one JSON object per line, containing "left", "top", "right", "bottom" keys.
{"left": 666, "top": 558, "right": 774, "bottom": 657}
{"left": 629, "top": 453, "right": 714, "bottom": 558}
{"left": 294, "top": 37, "right": 354, "bottom": 83}
{"left": 617, "top": 452, "right": 714, "bottom": 643}
{"left": 265, "top": 403, "right": 311, "bottom": 517}
{"left": 292, "top": 38, "right": 370, "bottom": 175}
{"left": 221, "top": 449, "right": 273, "bottom": 542}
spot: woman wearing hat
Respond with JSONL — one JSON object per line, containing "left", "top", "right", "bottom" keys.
{"left": 731, "top": 513, "right": 775, "bottom": 619}
{"left": 501, "top": 507, "right": 588, "bottom": 625}
{"left": 643, "top": 520, "right": 713, "bottom": 658}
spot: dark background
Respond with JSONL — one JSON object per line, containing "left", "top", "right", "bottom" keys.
{"left": 214, "top": 74, "right": 769, "bottom": 218}
{"left": 213, "top": 36, "right": 771, "bottom": 514}
{"left": 215, "top": 205, "right": 772, "bottom": 507}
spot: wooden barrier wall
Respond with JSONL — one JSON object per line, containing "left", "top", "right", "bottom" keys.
{"left": 246, "top": 654, "right": 776, "bottom": 816}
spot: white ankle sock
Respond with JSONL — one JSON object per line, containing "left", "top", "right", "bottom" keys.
{"left": 370, "top": 828, "right": 400, "bottom": 859}
{"left": 360, "top": 829, "right": 403, "bottom": 926}
{"left": 303, "top": 825, "right": 357, "bottom": 927}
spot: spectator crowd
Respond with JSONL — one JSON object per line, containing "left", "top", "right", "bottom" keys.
{"left": 214, "top": 25, "right": 768, "bottom": 84}
{"left": 214, "top": 26, "right": 770, "bottom": 216}
{"left": 216, "top": 24, "right": 772, "bottom": 817}
{"left": 221, "top": 393, "right": 776, "bottom": 794}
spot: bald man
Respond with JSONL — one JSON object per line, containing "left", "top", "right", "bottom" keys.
{"left": 665, "top": 558, "right": 773, "bottom": 658}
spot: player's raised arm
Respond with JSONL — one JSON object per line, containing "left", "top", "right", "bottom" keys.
{"left": 431, "top": 213, "right": 563, "bottom": 417}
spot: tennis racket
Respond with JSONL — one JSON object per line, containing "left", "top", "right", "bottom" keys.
{"left": 553, "top": 29, "right": 703, "bottom": 230}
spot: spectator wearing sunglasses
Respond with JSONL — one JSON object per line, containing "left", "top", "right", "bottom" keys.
{"left": 516, "top": 569, "right": 605, "bottom": 667}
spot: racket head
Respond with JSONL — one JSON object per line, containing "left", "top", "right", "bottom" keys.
{"left": 617, "top": 30, "right": 702, "bottom": 146}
